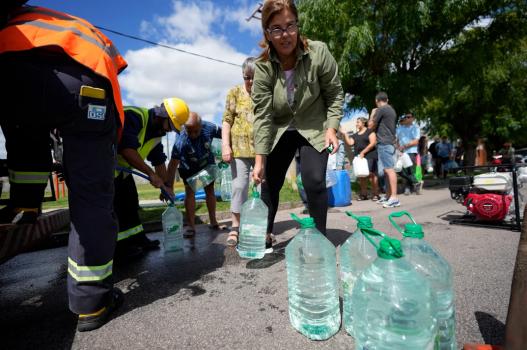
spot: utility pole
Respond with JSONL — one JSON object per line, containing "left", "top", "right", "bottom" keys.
{"left": 246, "top": 3, "right": 263, "bottom": 22}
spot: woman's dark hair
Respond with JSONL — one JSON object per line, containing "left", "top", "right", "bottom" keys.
{"left": 418, "top": 136, "right": 428, "bottom": 156}
{"left": 258, "top": 0, "right": 309, "bottom": 61}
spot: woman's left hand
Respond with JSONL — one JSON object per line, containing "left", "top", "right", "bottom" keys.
{"left": 325, "top": 128, "right": 339, "bottom": 154}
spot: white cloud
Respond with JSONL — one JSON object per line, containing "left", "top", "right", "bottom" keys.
{"left": 225, "top": 0, "right": 262, "bottom": 37}
{"left": 119, "top": 1, "right": 251, "bottom": 123}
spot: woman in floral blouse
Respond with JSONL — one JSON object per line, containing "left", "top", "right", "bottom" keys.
{"left": 222, "top": 57, "right": 256, "bottom": 246}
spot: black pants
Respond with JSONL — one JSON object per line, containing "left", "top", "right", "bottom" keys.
{"left": 0, "top": 51, "right": 118, "bottom": 314}
{"left": 262, "top": 130, "right": 328, "bottom": 234}
{"left": 399, "top": 153, "right": 418, "bottom": 188}
{"left": 114, "top": 172, "right": 143, "bottom": 242}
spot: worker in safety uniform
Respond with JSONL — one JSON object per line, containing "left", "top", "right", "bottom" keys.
{"left": 114, "top": 98, "right": 189, "bottom": 258}
{"left": 0, "top": 2, "right": 126, "bottom": 331}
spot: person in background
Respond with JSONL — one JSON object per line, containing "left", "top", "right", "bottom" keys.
{"left": 251, "top": 0, "right": 344, "bottom": 248}
{"left": 221, "top": 57, "right": 256, "bottom": 247}
{"left": 436, "top": 136, "right": 453, "bottom": 179}
{"left": 453, "top": 140, "right": 464, "bottom": 167}
{"left": 167, "top": 113, "right": 223, "bottom": 238}
{"left": 475, "top": 138, "right": 487, "bottom": 166}
{"left": 396, "top": 112, "right": 422, "bottom": 195}
{"left": 0, "top": 1, "right": 126, "bottom": 331}
{"left": 499, "top": 142, "right": 515, "bottom": 164}
{"left": 429, "top": 136, "right": 441, "bottom": 178}
{"left": 114, "top": 98, "right": 189, "bottom": 259}
{"left": 418, "top": 135, "right": 431, "bottom": 174}
{"left": 371, "top": 92, "right": 399, "bottom": 208}
{"left": 342, "top": 117, "right": 379, "bottom": 201}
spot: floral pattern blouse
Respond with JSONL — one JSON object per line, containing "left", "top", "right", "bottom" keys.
{"left": 222, "top": 84, "right": 255, "bottom": 158}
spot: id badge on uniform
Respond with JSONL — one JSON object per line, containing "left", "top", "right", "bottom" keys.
{"left": 87, "top": 104, "right": 107, "bottom": 120}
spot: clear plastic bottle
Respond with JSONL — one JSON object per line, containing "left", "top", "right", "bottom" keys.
{"left": 326, "top": 170, "right": 337, "bottom": 188}
{"left": 237, "top": 186, "right": 268, "bottom": 259}
{"left": 218, "top": 162, "right": 232, "bottom": 201}
{"left": 286, "top": 214, "right": 340, "bottom": 340}
{"left": 352, "top": 230, "right": 437, "bottom": 350}
{"left": 341, "top": 212, "right": 382, "bottom": 337}
{"left": 186, "top": 164, "right": 218, "bottom": 193}
{"left": 162, "top": 204, "right": 184, "bottom": 252}
{"left": 389, "top": 211, "right": 456, "bottom": 350}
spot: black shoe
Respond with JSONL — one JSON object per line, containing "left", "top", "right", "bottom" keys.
{"left": 77, "top": 287, "right": 124, "bottom": 332}
{"left": 114, "top": 242, "right": 144, "bottom": 261}
{"left": 132, "top": 233, "right": 160, "bottom": 250}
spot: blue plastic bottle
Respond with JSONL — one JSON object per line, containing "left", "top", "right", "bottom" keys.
{"left": 286, "top": 214, "right": 340, "bottom": 340}
{"left": 341, "top": 212, "right": 382, "bottom": 337}
{"left": 352, "top": 229, "right": 437, "bottom": 349}
{"left": 162, "top": 204, "right": 184, "bottom": 252}
{"left": 237, "top": 186, "right": 268, "bottom": 259}
{"left": 389, "top": 211, "right": 456, "bottom": 350}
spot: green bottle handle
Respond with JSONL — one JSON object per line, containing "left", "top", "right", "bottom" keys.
{"left": 358, "top": 227, "right": 386, "bottom": 250}
{"left": 388, "top": 210, "right": 417, "bottom": 233}
{"left": 218, "top": 161, "right": 229, "bottom": 170}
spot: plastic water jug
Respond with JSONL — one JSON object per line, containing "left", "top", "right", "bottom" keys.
{"left": 352, "top": 228, "right": 437, "bottom": 350}
{"left": 285, "top": 214, "right": 340, "bottom": 340}
{"left": 218, "top": 162, "right": 232, "bottom": 201}
{"left": 186, "top": 164, "right": 218, "bottom": 193}
{"left": 162, "top": 204, "right": 184, "bottom": 252}
{"left": 211, "top": 138, "right": 222, "bottom": 161}
{"left": 237, "top": 185, "right": 268, "bottom": 259}
{"left": 389, "top": 211, "right": 456, "bottom": 350}
{"left": 341, "top": 212, "right": 381, "bottom": 336}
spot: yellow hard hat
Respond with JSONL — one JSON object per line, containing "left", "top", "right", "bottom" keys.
{"left": 163, "top": 97, "right": 189, "bottom": 131}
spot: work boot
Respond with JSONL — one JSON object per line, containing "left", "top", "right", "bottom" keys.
{"left": 114, "top": 241, "right": 144, "bottom": 262}
{"left": 131, "top": 233, "right": 160, "bottom": 251}
{"left": 77, "top": 287, "right": 124, "bottom": 332}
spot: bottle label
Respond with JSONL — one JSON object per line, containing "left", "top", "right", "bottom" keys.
{"left": 167, "top": 225, "right": 180, "bottom": 234}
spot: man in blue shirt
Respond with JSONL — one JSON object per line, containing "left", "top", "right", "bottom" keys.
{"left": 436, "top": 136, "right": 453, "bottom": 179}
{"left": 168, "top": 112, "right": 222, "bottom": 237}
{"left": 396, "top": 112, "right": 422, "bottom": 195}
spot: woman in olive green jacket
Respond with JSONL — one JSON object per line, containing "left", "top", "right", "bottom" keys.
{"left": 252, "top": 0, "right": 343, "bottom": 249}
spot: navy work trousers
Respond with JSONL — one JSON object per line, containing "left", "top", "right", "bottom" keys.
{"left": 0, "top": 50, "right": 118, "bottom": 314}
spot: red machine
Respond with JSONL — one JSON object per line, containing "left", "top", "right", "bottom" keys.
{"left": 464, "top": 193, "right": 512, "bottom": 221}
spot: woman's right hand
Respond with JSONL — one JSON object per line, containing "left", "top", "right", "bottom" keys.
{"left": 252, "top": 155, "right": 266, "bottom": 184}
{"left": 222, "top": 144, "right": 233, "bottom": 163}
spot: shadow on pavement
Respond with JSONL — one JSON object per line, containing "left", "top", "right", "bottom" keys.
{"left": 475, "top": 311, "right": 505, "bottom": 345}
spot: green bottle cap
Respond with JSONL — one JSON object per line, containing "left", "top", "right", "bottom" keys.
{"left": 403, "top": 223, "right": 424, "bottom": 239}
{"left": 251, "top": 190, "right": 260, "bottom": 199}
{"left": 357, "top": 216, "right": 373, "bottom": 229}
{"left": 377, "top": 237, "right": 404, "bottom": 260}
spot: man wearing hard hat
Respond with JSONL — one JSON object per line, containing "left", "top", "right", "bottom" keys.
{"left": 114, "top": 98, "right": 189, "bottom": 259}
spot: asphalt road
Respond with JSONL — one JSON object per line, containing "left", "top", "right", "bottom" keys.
{"left": 0, "top": 185, "right": 520, "bottom": 349}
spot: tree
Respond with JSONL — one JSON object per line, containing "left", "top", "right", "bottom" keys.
{"left": 298, "top": 0, "right": 527, "bottom": 163}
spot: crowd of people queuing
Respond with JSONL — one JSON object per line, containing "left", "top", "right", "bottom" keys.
{"left": 2, "top": 0, "right": 521, "bottom": 334}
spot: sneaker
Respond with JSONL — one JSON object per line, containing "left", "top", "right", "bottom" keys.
{"left": 376, "top": 195, "right": 388, "bottom": 204}
{"left": 265, "top": 239, "right": 273, "bottom": 254}
{"left": 77, "top": 287, "right": 124, "bottom": 332}
{"left": 383, "top": 198, "right": 401, "bottom": 208}
{"left": 404, "top": 187, "right": 411, "bottom": 196}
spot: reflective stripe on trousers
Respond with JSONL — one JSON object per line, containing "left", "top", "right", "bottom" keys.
{"left": 117, "top": 224, "right": 143, "bottom": 241}
{"left": 67, "top": 257, "right": 112, "bottom": 282}
{"left": 8, "top": 169, "right": 49, "bottom": 184}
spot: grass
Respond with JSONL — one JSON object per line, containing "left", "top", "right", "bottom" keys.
{"left": 138, "top": 181, "right": 302, "bottom": 223}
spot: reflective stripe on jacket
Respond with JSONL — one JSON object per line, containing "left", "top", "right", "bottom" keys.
{"left": 116, "top": 107, "right": 162, "bottom": 176}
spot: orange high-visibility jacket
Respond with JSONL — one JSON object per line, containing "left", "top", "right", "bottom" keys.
{"left": 0, "top": 5, "right": 128, "bottom": 133}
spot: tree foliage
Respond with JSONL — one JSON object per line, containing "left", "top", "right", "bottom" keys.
{"left": 298, "top": 0, "right": 527, "bottom": 156}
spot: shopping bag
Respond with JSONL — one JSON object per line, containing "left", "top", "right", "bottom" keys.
{"left": 415, "top": 154, "right": 423, "bottom": 182}
{"left": 401, "top": 152, "right": 413, "bottom": 168}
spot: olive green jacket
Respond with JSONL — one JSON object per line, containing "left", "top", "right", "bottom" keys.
{"left": 251, "top": 40, "right": 344, "bottom": 155}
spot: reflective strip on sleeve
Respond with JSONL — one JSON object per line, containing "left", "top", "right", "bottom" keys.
{"left": 67, "top": 257, "right": 113, "bottom": 282}
{"left": 117, "top": 224, "right": 144, "bottom": 241}
{"left": 8, "top": 170, "right": 49, "bottom": 184}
